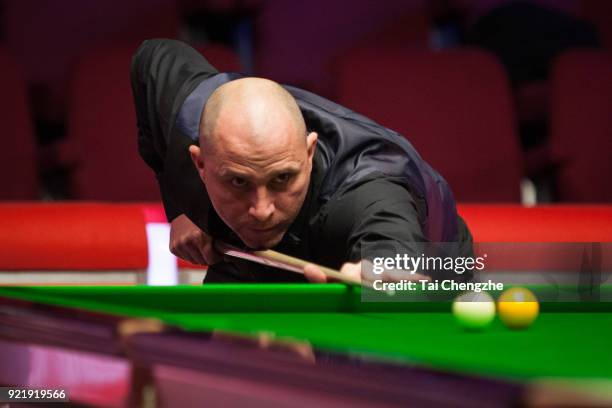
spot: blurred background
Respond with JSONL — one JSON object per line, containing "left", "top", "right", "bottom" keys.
{"left": 1, "top": 0, "right": 611, "bottom": 205}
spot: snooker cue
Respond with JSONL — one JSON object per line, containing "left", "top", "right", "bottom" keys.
{"left": 215, "top": 242, "right": 362, "bottom": 286}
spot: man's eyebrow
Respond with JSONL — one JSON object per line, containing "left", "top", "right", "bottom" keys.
{"left": 270, "top": 164, "right": 301, "bottom": 175}
{"left": 218, "top": 164, "right": 301, "bottom": 178}
{"left": 218, "top": 168, "right": 252, "bottom": 178}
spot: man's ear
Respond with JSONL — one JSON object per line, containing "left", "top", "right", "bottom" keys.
{"left": 306, "top": 132, "right": 318, "bottom": 161}
{"left": 189, "top": 145, "right": 205, "bottom": 179}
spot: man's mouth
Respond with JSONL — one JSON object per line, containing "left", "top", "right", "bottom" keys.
{"left": 249, "top": 225, "right": 278, "bottom": 232}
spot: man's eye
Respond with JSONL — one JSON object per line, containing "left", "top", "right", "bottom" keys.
{"left": 274, "top": 173, "right": 292, "bottom": 184}
{"left": 230, "top": 177, "right": 248, "bottom": 188}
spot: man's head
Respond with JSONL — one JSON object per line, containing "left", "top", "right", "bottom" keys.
{"left": 189, "top": 78, "right": 318, "bottom": 249}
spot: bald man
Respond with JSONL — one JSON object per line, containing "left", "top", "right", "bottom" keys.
{"left": 131, "top": 39, "right": 474, "bottom": 283}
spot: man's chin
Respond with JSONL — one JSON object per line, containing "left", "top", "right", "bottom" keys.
{"left": 240, "top": 230, "right": 285, "bottom": 250}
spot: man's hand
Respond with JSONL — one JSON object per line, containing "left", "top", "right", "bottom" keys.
{"left": 303, "top": 261, "right": 361, "bottom": 283}
{"left": 169, "top": 214, "right": 221, "bottom": 265}
{"left": 303, "top": 260, "right": 429, "bottom": 284}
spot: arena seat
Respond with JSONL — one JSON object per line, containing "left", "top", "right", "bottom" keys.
{"left": 336, "top": 48, "right": 522, "bottom": 202}
{"left": 0, "top": 48, "right": 38, "bottom": 199}
{"left": 66, "top": 42, "right": 242, "bottom": 201}
{"left": 2, "top": 0, "right": 179, "bottom": 125}
{"left": 579, "top": 0, "right": 612, "bottom": 49}
{"left": 549, "top": 51, "right": 612, "bottom": 202}
{"left": 254, "top": 1, "right": 429, "bottom": 96}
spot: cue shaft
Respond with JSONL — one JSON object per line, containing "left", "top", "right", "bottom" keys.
{"left": 255, "top": 249, "right": 362, "bottom": 285}
{"left": 215, "top": 242, "right": 361, "bottom": 286}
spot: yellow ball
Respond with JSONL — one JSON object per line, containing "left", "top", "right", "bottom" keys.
{"left": 497, "top": 287, "right": 539, "bottom": 329}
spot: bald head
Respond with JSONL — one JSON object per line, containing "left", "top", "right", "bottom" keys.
{"left": 189, "top": 77, "right": 318, "bottom": 249}
{"left": 199, "top": 78, "right": 306, "bottom": 154}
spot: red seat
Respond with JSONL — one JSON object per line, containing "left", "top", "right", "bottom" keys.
{"left": 579, "top": 0, "right": 612, "bottom": 49}
{"left": 2, "top": 0, "right": 179, "bottom": 124}
{"left": 550, "top": 51, "right": 612, "bottom": 202}
{"left": 0, "top": 48, "right": 38, "bottom": 199}
{"left": 336, "top": 48, "right": 523, "bottom": 202}
{"left": 67, "top": 42, "right": 242, "bottom": 201}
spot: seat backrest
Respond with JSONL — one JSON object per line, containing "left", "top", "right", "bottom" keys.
{"left": 579, "top": 0, "right": 612, "bottom": 49}
{"left": 2, "top": 0, "right": 179, "bottom": 124}
{"left": 68, "top": 42, "right": 242, "bottom": 201}
{"left": 0, "top": 48, "right": 38, "bottom": 199}
{"left": 550, "top": 51, "right": 612, "bottom": 202}
{"left": 336, "top": 48, "right": 522, "bottom": 202}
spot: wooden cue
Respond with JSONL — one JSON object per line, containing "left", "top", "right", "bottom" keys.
{"left": 258, "top": 250, "right": 431, "bottom": 285}
{"left": 255, "top": 248, "right": 362, "bottom": 285}
{"left": 215, "top": 242, "right": 362, "bottom": 286}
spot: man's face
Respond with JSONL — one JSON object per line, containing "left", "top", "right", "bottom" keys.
{"left": 191, "top": 121, "right": 317, "bottom": 249}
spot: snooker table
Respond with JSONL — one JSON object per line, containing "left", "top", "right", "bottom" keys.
{"left": 1, "top": 284, "right": 611, "bottom": 407}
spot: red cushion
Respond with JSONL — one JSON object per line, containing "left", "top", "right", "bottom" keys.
{"left": 459, "top": 204, "right": 612, "bottom": 242}
{"left": 0, "top": 203, "right": 148, "bottom": 270}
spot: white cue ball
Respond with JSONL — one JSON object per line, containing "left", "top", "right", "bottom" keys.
{"left": 452, "top": 291, "right": 496, "bottom": 330}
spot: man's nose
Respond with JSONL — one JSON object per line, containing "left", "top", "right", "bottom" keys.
{"left": 248, "top": 187, "right": 275, "bottom": 222}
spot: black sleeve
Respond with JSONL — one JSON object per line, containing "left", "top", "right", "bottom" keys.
{"left": 130, "top": 39, "right": 219, "bottom": 220}
{"left": 320, "top": 177, "right": 473, "bottom": 281}
{"left": 324, "top": 177, "right": 426, "bottom": 262}
{"left": 204, "top": 260, "right": 308, "bottom": 284}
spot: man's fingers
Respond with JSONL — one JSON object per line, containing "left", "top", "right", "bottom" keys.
{"left": 184, "top": 244, "right": 207, "bottom": 265}
{"left": 170, "top": 234, "right": 220, "bottom": 266}
{"left": 201, "top": 242, "right": 222, "bottom": 265}
{"left": 191, "top": 248, "right": 208, "bottom": 265}
{"left": 173, "top": 248, "right": 196, "bottom": 265}
{"left": 338, "top": 262, "right": 362, "bottom": 282}
{"left": 304, "top": 262, "right": 363, "bottom": 284}
{"left": 169, "top": 214, "right": 219, "bottom": 266}
{"left": 171, "top": 236, "right": 206, "bottom": 265}
{"left": 303, "top": 264, "right": 327, "bottom": 283}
